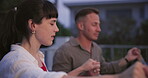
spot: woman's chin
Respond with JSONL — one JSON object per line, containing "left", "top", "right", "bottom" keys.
{"left": 42, "top": 41, "right": 53, "bottom": 46}
{"left": 49, "top": 42, "right": 53, "bottom": 46}
{"left": 46, "top": 42, "right": 52, "bottom": 46}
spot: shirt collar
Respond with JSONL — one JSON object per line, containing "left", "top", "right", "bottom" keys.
{"left": 69, "top": 37, "right": 95, "bottom": 48}
{"left": 11, "top": 44, "right": 44, "bottom": 64}
{"left": 69, "top": 37, "right": 79, "bottom": 46}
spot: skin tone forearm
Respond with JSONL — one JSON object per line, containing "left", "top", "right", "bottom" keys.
{"left": 68, "top": 66, "right": 84, "bottom": 76}
{"left": 62, "top": 75, "right": 118, "bottom": 78}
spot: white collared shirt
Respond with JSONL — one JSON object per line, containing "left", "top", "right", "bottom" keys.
{"left": 0, "top": 44, "right": 67, "bottom": 78}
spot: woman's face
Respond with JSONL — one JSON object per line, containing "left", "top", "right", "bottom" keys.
{"left": 34, "top": 17, "right": 59, "bottom": 46}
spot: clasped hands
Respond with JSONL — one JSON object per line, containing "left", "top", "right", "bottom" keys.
{"left": 81, "top": 59, "right": 100, "bottom": 76}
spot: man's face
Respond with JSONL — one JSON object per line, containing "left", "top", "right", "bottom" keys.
{"left": 82, "top": 13, "right": 101, "bottom": 41}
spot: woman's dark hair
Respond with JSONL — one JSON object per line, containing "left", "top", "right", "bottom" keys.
{"left": 0, "top": 0, "right": 58, "bottom": 60}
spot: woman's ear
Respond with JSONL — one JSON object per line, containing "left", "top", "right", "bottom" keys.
{"left": 28, "top": 19, "right": 36, "bottom": 33}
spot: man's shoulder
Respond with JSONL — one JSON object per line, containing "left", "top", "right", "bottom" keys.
{"left": 58, "top": 37, "right": 77, "bottom": 49}
{"left": 59, "top": 40, "right": 72, "bottom": 49}
{"left": 55, "top": 40, "right": 73, "bottom": 53}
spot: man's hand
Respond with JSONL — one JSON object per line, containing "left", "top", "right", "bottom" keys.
{"left": 81, "top": 59, "right": 100, "bottom": 76}
{"left": 81, "top": 59, "right": 100, "bottom": 71}
{"left": 88, "top": 61, "right": 100, "bottom": 76}
{"left": 88, "top": 67, "right": 100, "bottom": 76}
{"left": 125, "top": 47, "right": 141, "bottom": 62}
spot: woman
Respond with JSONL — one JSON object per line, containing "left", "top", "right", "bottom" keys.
{"left": 0, "top": 0, "right": 100, "bottom": 77}
{"left": 0, "top": 0, "right": 146, "bottom": 78}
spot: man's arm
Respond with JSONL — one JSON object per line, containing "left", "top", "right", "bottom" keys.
{"left": 100, "top": 48, "right": 143, "bottom": 74}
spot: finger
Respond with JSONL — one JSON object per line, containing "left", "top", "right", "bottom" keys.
{"left": 93, "top": 63, "right": 100, "bottom": 69}
{"left": 93, "top": 62, "right": 100, "bottom": 65}
{"left": 93, "top": 69, "right": 99, "bottom": 73}
{"left": 93, "top": 68, "right": 100, "bottom": 73}
{"left": 89, "top": 58, "right": 95, "bottom": 62}
{"left": 88, "top": 59, "right": 97, "bottom": 65}
{"left": 132, "top": 51, "right": 138, "bottom": 55}
{"left": 132, "top": 49, "right": 140, "bottom": 55}
{"left": 93, "top": 68, "right": 99, "bottom": 72}
{"left": 96, "top": 68, "right": 100, "bottom": 72}
{"left": 92, "top": 61, "right": 100, "bottom": 66}
{"left": 89, "top": 59, "right": 98, "bottom": 63}
{"left": 93, "top": 69, "right": 97, "bottom": 73}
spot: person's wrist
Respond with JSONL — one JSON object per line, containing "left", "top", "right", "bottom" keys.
{"left": 124, "top": 57, "right": 129, "bottom": 63}
{"left": 78, "top": 65, "right": 86, "bottom": 72}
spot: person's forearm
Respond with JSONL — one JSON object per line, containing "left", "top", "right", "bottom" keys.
{"left": 62, "top": 74, "right": 119, "bottom": 78}
{"left": 118, "top": 58, "right": 128, "bottom": 67}
{"left": 68, "top": 66, "right": 84, "bottom": 76}
{"left": 99, "top": 75, "right": 119, "bottom": 78}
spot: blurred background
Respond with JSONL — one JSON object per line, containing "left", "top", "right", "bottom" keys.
{"left": 0, "top": 0, "right": 148, "bottom": 71}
